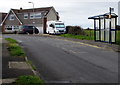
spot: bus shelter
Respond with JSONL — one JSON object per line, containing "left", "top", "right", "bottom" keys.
{"left": 88, "top": 13, "right": 118, "bottom": 44}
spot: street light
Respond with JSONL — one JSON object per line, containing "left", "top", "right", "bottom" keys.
{"left": 28, "top": 2, "right": 35, "bottom": 34}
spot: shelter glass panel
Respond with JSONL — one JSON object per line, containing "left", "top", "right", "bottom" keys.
{"left": 111, "top": 31, "right": 115, "bottom": 42}
{"left": 111, "top": 18, "right": 115, "bottom": 29}
{"left": 95, "top": 20, "right": 99, "bottom": 40}
{"left": 105, "top": 19, "right": 110, "bottom": 42}
{"left": 101, "top": 19, "right": 104, "bottom": 41}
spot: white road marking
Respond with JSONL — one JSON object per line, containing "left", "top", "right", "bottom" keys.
{"left": 17, "top": 40, "right": 23, "bottom": 43}
{"left": 62, "top": 47, "right": 87, "bottom": 54}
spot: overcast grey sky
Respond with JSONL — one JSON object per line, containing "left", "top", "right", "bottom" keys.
{"left": 0, "top": 0, "right": 119, "bottom": 28}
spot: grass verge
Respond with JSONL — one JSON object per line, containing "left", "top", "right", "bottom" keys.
{"left": 60, "top": 30, "right": 120, "bottom": 45}
{"left": 5, "top": 38, "right": 17, "bottom": 43}
{"left": 14, "top": 75, "right": 44, "bottom": 85}
{"left": 5, "top": 38, "right": 25, "bottom": 57}
{"left": 116, "top": 30, "right": 120, "bottom": 45}
{"left": 59, "top": 34, "right": 94, "bottom": 40}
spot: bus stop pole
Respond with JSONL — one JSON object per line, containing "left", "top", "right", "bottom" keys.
{"left": 109, "top": 7, "right": 112, "bottom": 43}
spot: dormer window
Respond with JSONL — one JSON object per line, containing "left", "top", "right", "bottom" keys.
{"left": 24, "top": 13, "right": 28, "bottom": 19}
{"left": 9, "top": 14, "right": 14, "bottom": 20}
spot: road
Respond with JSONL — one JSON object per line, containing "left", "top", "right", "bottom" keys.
{"left": 3, "top": 34, "right": 118, "bottom": 83}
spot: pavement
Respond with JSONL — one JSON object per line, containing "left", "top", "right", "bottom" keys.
{"left": 2, "top": 39, "right": 35, "bottom": 85}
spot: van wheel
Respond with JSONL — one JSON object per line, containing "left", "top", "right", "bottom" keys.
{"left": 54, "top": 31, "right": 56, "bottom": 35}
{"left": 48, "top": 31, "right": 51, "bottom": 35}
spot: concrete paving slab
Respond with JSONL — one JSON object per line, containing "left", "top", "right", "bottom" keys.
{"left": 9, "top": 62, "right": 31, "bottom": 69}
{"left": 2, "top": 78, "right": 16, "bottom": 84}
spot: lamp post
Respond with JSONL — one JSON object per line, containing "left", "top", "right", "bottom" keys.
{"left": 28, "top": 2, "right": 35, "bottom": 34}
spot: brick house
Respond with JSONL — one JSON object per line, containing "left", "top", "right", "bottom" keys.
{"left": 0, "top": 13, "right": 7, "bottom": 32}
{"left": 1, "top": 6, "right": 59, "bottom": 33}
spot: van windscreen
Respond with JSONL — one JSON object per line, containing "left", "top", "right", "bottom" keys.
{"left": 55, "top": 23, "right": 65, "bottom": 28}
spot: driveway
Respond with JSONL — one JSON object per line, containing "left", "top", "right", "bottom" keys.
{"left": 3, "top": 34, "right": 118, "bottom": 83}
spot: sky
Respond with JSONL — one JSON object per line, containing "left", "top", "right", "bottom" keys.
{"left": 0, "top": 0, "right": 120, "bottom": 28}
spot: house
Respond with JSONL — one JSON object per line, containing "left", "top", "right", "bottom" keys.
{"left": 0, "top": 12, "right": 7, "bottom": 32}
{"left": 1, "top": 6, "right": 59, "bottom": 33}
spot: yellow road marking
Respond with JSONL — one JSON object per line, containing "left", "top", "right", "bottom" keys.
{"left": 57, "top": 38, "right": 102, "bottom": 49}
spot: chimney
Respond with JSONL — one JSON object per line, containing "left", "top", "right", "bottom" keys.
{"left": 20, "top": 7, "right": 22, "bottom": 10}
{"left": 19, "top": 7, "right": 23, "bottom": 13}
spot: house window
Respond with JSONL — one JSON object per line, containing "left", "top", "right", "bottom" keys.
{"left": 24, "top": 13, "right": 28, "bottom": 19}
{"left": 9, "top": 14, "right": 14, "bottom": 20}
{"left": 30, "top": 13, "right": 34, "bottom": 19}
{"left": 30, "top": 13, "right": 42, "bottom": 19}
{"left": 35, "top": 13, "right": 41, "bottom": 18}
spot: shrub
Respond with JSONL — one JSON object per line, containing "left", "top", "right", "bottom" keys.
{"left": 66, "top": 26, "right": 85, "bottom": 35}
{"left": 116, "top": 25, "right": 120, "bottom": 30}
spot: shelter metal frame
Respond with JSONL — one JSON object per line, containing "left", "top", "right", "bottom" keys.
{"left": 88, "top": 13, "right": 118, "bottom": 44}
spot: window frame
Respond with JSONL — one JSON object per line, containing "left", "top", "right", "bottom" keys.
{"left": 9, "top": 14, "right": 14, "bottom": 20}
{"left": 24, "top": 13, "right": 28, "bottom": 19}
{"left": 30, "top": 13, "right": 34, "bottom": 19}
{"left": 35, "top": 13, "right": 42, "bottom": 19}
{"left": 30, "top": 12, "right": 42, "bottom": 19}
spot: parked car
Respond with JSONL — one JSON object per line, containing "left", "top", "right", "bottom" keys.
{"left": 18, "top": 26, "right": 39, "bottom": 34}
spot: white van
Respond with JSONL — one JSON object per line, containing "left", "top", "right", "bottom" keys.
{"left": 46, "top": 21, "right": 66, "bottom": 34}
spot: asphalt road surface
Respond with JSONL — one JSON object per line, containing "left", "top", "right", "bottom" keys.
{"left": 3, "top": 34, "right": 119, "bottom": 83}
